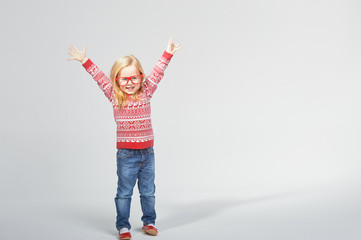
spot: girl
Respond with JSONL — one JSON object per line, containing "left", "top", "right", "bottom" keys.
{"left": 67, "top": 38, "right": 181, "bottom": 239}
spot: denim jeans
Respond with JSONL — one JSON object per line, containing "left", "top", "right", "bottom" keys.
{"left": 114, "top": 146, "right": 156, "bottom": 230}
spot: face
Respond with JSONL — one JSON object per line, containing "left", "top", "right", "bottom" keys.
{"left": 117, "top": 65, "right": 142, "bottom": 95}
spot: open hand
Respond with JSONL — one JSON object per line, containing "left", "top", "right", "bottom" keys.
{"left": 67, "top": 45, "right": 87, "bottom": 62}
{"left": 166, "top": 37, "right": 182, "bottom": 55}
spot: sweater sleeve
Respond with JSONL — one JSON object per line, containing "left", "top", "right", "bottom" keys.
{"left": 82, "top": 59, "right": 115, "bottom": 105}
{"left": 143, "top": 51, "right": 173, "bottom": 99}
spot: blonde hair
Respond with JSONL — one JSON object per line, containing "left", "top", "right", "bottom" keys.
{"left": 110, "top": 55, "right": 145, "bottom": 110}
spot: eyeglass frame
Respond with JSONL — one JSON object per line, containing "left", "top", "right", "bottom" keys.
{"left": 115, "top": 74, "right": 143, "bottom": 86}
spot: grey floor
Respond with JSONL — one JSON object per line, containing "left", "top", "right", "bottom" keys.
{"left": 1, "top": 185, "right": 360, "bottom": 240}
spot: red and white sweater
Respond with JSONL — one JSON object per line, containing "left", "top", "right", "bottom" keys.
{"left": 82, "top": 51, "right": 173, "bottom": 149}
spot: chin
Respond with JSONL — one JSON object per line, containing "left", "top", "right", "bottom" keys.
{"left": 126, "top": 90, "right": 139, "bottom": 95}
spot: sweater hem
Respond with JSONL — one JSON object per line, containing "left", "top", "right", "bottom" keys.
{"left": 116, "top": 140, "right": 154, "bottom": 149}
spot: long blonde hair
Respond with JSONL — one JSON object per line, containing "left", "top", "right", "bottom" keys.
{"left": 110, "top": 55, "right": 145, "bottom": 110}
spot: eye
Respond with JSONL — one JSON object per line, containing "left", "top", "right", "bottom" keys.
{"left": 121, "top": 78, "right": 128, "bottom": 81}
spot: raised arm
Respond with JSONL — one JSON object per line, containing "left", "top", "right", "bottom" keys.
{"left": 68, "top": 45, "right": 115, "bottom": 105}
{"left": 143, "top": 37, "right": 181, "bottom": 98}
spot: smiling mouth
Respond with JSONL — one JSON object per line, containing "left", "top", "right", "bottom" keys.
{"left": 125, "top": 86, "right": 135, "bottom": 90}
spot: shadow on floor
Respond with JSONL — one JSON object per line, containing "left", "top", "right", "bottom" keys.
{"left": 157, "top": 190, "right": 303, "bottom": 231}
{"left": 66, "top": 189, "right": 306, "bottom": 237}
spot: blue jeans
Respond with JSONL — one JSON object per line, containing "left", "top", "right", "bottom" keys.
{"left": 114, "top": 146, "right": 156, "bottom": 230}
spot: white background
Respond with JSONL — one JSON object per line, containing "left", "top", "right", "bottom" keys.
{"left": 1, "top": 0, "right": 361, "bottom": 239}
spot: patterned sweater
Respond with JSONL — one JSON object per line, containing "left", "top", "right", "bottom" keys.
{"left": 82, "top": 51, "right": 173, "bottom": 149}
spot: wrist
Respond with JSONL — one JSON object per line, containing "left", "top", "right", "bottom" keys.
{"left": 81, "top": 57, "right": 88, "bottom": 64}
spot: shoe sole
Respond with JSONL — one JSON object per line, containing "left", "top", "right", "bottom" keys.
{"left": 119, "top": 233, "right": 131, "bottom": 240}
{"left": 119, "top": 236, "right": 131, "bottom": 240}
{"left": 143, "top": 229, "right": 158, "bottom": 236}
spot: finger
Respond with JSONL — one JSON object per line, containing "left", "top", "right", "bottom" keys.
{"left": 72, "top": 45, "right": 79, "bottom": 51}
{"left": 69, "top": 46, "right": 76, "bottom": 53}
{"left": 175, "top": 43, "right": 182, "bottom": 50}
{"left": 69, "top": 47, "right": 76, "bottom": 54}
{"left": 83, "top": 45, "right": 87, "bottom": 52}
{"left": 67, "top": 57, "right": 74, "bottom": 61}
{"left": 68, "top": 51, "right": 74, "bottom": 56}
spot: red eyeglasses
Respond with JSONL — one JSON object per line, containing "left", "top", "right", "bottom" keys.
{"left": 115, "top": 75, "right": 143, "bottom": 86}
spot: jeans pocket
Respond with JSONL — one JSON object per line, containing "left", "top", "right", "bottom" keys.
{"left": 117, "top": 148, "right": 133, "bottom": 158}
